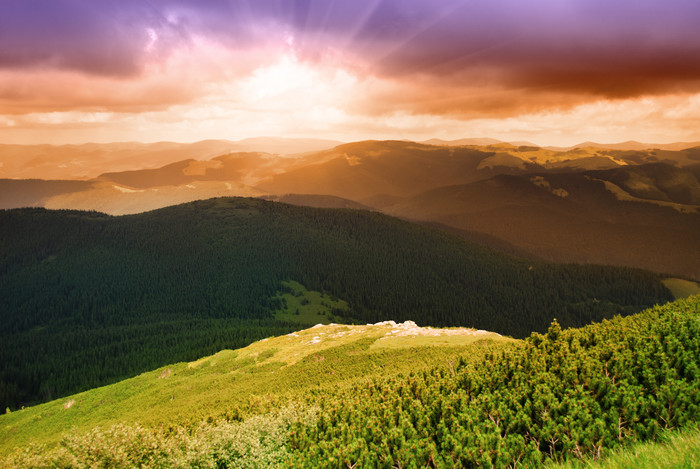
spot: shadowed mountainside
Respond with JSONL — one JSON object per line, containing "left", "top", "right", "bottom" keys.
{"left": 382, "top": 169, "right": 700, "bottom": 280}
{"left": 0, "top": 197, "right": 673, "bottom": 410}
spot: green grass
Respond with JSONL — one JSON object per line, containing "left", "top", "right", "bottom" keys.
{"left": 663, "top": 278, "right": 700, "bottom": 299}
{"left": 0, "top": 322, "right": 512, "bottom": 456}
{"left": 551, "top": 425, "right": 700, "bottom": 469}
{"left": 272, "top": 280, "right": 350, "bottom": 324}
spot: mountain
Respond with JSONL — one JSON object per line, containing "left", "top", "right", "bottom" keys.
{"left": 259, "top": 194, "right": 374, "bottom": 210}
{"left": 289, "top": 295, "right": 700, "bottom": 467}
{"left": 421, "top": 137, "right": 504, "bottom": 146}
{"left": 2, "top": 139, "right": 698, "bottom": 280}
{"left": 383, "top": 165, "right": 700, "bottom": 280}
{"left": 0, "top": 151, "right": 283, "bottom": 214}
{"left": 545, "top": 140, "right": 700, "bottom": 152}
{"left": 256, "top": 140, "right": 544, "bottom": 201}
{"left": 0, "top": 198, "right": 672, "bottom": 410}
{"left": 229, "top": 136, "right": 343, "bottom": 155}
{"left": 0, "top": 138, "right": 342, "bottom": 180}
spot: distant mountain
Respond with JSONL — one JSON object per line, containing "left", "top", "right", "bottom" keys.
{"left": 0, "top": 138, "right": 342, "bottom": 180}
{"left": 546, "top": 140, "right": 700, "bottom": 152}
{"left": 0, "top": 151, "right": 308, "bottom": 214}
{"left": 256, "top": 140, "right": 543, "bottom": 201}
{"left": 2, "top": 139, "right": 698, "bottom": 279}
{"left": 421, "top": 137, "right": 504, "bottom": 146}
{"left": 0, "top": 198, "right": 672, "bottom": 409}
{"left": 259, "top": 193, "right": 374, "bottom": 210}
{"left": 383, "top": 164, "right": 700, "bottom": 279}
{"left": 230, "top": 136, "right": 343, "bottom": 155}
{"left": 0, "top": 179, "right": 95, "bottom": 210}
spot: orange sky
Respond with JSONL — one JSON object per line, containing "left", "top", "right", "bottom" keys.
{"left": 1, "top": 0, "right": 700, "bottom": 146}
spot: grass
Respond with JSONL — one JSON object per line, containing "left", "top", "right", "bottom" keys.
{"left": 663, "top": 278, "right": 700, "bottom": 299}
{"left": 551, "top": 425, "right": 700, "bottom": 469}
{"left": 272, "top": 280, "right": 351, "bottom": 324}
{"left": 0, "top": 320, "right": 511, "bottom": 456}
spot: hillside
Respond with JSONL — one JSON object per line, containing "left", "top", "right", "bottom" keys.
{"left": 383, "top": 167, "right": 700, "bottom": 280}
{"left": 0, "top": 320, "right": 511, "bottom": 454}
{"left": 256, "top": 140, "right": 543, "bottom": 200}
{"left": 0, "top": 198, "right": 673, "bottom": 411}
{"left": 2, "top": 296, "right": 698, "bottom": 467}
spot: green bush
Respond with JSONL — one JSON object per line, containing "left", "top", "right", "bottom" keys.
{"left": 288, "top": 297, "right": 700, "bottom": 467}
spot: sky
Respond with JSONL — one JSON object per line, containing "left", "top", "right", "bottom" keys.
{"left": 1, "top": 0, "right": 700, "bottom": 146}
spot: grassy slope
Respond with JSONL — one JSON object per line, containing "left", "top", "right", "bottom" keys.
{"left": 0, "top": 322, "right": 512, "bottom": 454}
{"left": 663, "top": 278, "right": 700, "bottom": 299}
{"left": 272, "top": 280, "right": 350, "bottom": 324}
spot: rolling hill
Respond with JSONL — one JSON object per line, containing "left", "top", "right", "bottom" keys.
{"left": 0, "top": 197, "right": 673, "bottom": 411}
{"left": 255, "top": 140, "right": 545, "bottom": 200}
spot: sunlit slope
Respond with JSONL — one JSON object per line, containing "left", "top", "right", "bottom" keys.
{"left": 0, "top": 197, "right": 673, "bottom": 412}
{"left": 256, "top": 140, "right": 543, "bottom": 200}
{"left": 0, "top": 321, "right": 512, "bottom": 454}
{"left": 4, "top": 296, "right": 696, "bottom": 467}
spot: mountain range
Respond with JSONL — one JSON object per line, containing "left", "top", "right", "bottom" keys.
{"left": 2, "top": 139, "right": 698, "bottom": 279}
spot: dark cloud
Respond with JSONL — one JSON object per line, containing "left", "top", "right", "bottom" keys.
{"left": 0, "top": 0, "right": 173, "bottom": 76}
{"left": 338, "top": 0, "right": 700, "bottom": 101}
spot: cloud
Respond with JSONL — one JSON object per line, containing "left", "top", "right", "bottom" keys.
{"left": 2, "top": 0, "right": 700, "bottom": 143}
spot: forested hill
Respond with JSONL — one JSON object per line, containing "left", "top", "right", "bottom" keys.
{"left": 0, "top": 198, "right": 672, "bottom": 409}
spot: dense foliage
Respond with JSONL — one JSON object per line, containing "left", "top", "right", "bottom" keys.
{"left": 289, "top": 296, "right": 700, "bottom": 467}
{"left": 2, "top": 297, "right": 697, "bottom": 468}
{"left": 0, "top": 198, "right": 672, "bottom": 409}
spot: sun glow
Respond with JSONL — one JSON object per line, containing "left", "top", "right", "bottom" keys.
{"left": 238, "top": 53, "right": 359, "bottom": 108}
